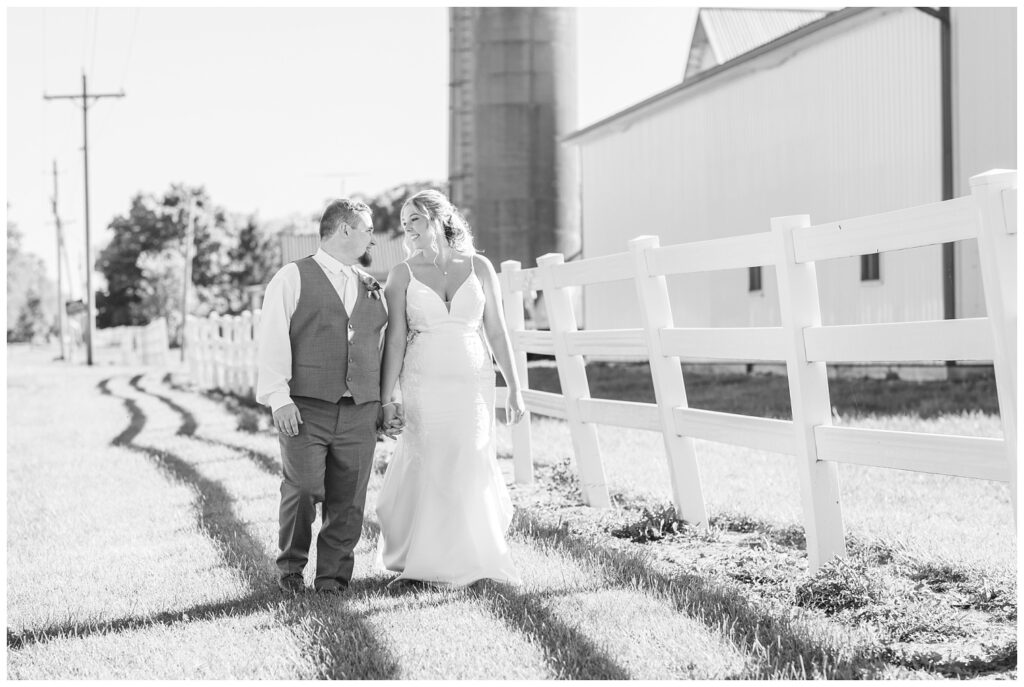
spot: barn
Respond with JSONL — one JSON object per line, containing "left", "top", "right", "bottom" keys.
{"left": 562, "top": 7, "right": 1016, "bottom": 356}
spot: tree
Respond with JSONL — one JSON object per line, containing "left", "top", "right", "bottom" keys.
{"left": 12, "top": 291, "right": 49, "bottom": 343}
{"left": 7, "top": 217, "right": 56, "bottom": 342}
{"left": 96, "top": 184, "right": 237, "bottom": 330}
{"left": 136, "top": 247, "right": 185, "bottom": 344}
{"left": 96, "top": 187, "right": 191, "bottom": 328}
{"left": 223, "top": 214, "right": 278, "bottom": 314}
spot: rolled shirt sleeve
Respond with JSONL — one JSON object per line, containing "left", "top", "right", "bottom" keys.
{"left": 256, "top": 263, "right": 300, "bottom": 412}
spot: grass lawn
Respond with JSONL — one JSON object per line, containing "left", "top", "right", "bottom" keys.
{"left": 7, "top": 345, "right": 1016, "bottom": 679}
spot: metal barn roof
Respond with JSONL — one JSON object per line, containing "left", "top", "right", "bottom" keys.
{"left": 691, "top": 8, "right": 833, "bottom": 75}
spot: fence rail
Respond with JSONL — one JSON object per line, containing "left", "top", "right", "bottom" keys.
{"left": 93, "top": 317, "right": 170, "bottom": 366}
{"left": 184, "top": 169, "right": 1017, "bottom": 572}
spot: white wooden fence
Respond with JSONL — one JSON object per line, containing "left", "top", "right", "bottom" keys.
{"left": 185, "top": 169, "right": 1016, "bottom": 571}
{"left": 93, "top": 317, "right": 171, "bottom": 366}
{"left": 499, "top": 169, "right": 1016, "bottom": 571}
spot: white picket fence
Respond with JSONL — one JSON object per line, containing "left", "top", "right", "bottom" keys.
{"left": 93, "top": 317, "right": 171, "bottom": 366}
{"left": 186, "top": 311, "right": 260, "bottom": 397}
{"left": 185, "top": 169, "right": 1016, "bottom": 571}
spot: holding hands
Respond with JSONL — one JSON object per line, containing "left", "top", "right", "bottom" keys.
{"left": 274, "top": 402, "right": 406, "bottom": 439}
{"left": 380, "top": 402, "right": 406, "bottom": 439}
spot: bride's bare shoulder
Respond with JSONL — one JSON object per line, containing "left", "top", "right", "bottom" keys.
{"left": 386, "top": 260, "right": 413, "bottom": 287}
{"left": 471, "top": 252, "right": 498, "bottom": 277}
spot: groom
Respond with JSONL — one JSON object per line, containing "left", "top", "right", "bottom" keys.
{"left": 256, "top": 198, "right": 394, "bottom": 594}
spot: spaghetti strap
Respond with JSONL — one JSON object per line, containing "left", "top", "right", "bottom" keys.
{"left": 403, "top": 261, "right": 414, "bottom": 281}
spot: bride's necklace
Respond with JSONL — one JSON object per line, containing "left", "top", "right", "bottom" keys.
{"left": 432, "top": 252, "right": 451, "bottom": 277}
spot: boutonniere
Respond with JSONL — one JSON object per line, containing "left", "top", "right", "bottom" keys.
{"left": 361, "top": 274, "right": 383, "bottom": 300}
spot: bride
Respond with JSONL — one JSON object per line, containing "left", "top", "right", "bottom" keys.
{"left": 375, "top": 189, "right": 526, "bottom": 587}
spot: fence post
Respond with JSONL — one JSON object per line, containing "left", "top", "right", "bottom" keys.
{"left": 202, "top": 315, "right": 215, "bottom": 389}
{"left": 772, "top": 215, "right": 846, "bottom": 572}
{"left": 629, "top": 236, "right": 709, "bottom": 525}
{"left": 211, "top": 314, "right": 226, "bottom": 391}
{"left": 971, "top": 169, "right": 1017, "bottom": 510}
{"left": 239, "top": 310, "right": 256, "bottom": 398}
{"left": 536, "top": 253, "right": 611, "bottom": 508}
{"left": 194, "top": 317, "right": 208, "bottom": 388}
{"left": 222, "top": 314, "right": 234, "bottom": 392}
{"left": 500, "top": 260, "right": 534, "bottom": 484}
{"left": 146, "top": 317, "right": 168, "bottom": 367}
{"left": 185, "top": 315, "right": 198, "bottom": 381}
{"left": 130, "top": 328, "right": 142, "bottom": 366}
{"left": 158, "top": 317, "right": 170, "bottom": 367}
{"left": 120, "top": 327, "right": 136, "bottom": 366}
{"left": 244, "top": 311, "right": 260, "bottom": 401}
{"left": 228, "top": 315, "right": 242, "bottom": 395}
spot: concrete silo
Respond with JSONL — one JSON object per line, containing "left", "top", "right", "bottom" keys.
{"left": 449, "top": 8, "right": 580, "bottom": 268}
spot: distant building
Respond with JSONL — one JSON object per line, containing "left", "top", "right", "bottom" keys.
{"left": 563, "top": 7, "right": 1016, "bottom": 348}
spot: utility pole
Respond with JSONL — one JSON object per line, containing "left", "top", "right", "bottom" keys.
{"left": 44, "top": 73, "right": 125, "bottom": 365}
{"left": 181, "top": 196, "right": 196, "bottom": 363}
{"left": 51, "top": 160, "right": 68, "bottom": 361}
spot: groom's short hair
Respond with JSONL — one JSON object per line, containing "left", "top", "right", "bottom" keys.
{"left": 320, "top": 198, "right": 371, "bottom": 239}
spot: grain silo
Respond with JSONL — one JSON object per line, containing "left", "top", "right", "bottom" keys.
{"left": 449, "top": 8, "right": 580, "bottom": 267}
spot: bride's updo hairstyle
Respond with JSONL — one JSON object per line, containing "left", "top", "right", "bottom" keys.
{"left": 403, "top": 189, "right": 476, "bottom": 254}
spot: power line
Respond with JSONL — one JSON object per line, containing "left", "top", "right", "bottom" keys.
{"left": 119, "top": 8, "right": 140, "bottom": 91}
{"left": 95, "top": 8, "right": 141, "bottom": 144}
{"left": 80, "top": 8, "right": 89, "bottom": 72}
{"left": 41, "top": 8, "right": 47, "bottom": 92}
{"left": 89, "top": 8, "right": 100, "bottom": 81}
{"left": 40, "top": 11, "right": 79, "bottom": 162}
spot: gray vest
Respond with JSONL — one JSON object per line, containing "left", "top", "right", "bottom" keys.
{"left": 289, "top": 257, "right": 388, "bottom": 404}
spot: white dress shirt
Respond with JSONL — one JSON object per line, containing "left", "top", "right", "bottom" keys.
{"left": 256, "top": 248, "right": 361, "bottom": 412}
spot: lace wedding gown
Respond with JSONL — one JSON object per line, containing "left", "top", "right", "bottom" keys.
{"left": 375, "top": 260, "right": 521, "bottom": 586}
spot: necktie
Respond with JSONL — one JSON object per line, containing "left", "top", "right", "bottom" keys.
{"left": 340, "top": 265, "right": 358, "bottom": 314}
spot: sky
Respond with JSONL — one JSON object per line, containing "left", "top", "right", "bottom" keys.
{"left": 6, "top": 6, "right": 697, "bottom": 290}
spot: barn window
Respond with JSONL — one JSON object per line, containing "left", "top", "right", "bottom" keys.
{"left": 748, "top": 266, "right": 762, "bottom": 292}
{"left": 860, "top": 254, "right": 881, "bottom": 281}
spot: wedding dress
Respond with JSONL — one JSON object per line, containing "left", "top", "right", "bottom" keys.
{"left": 375, "top": 259, "right": 521, "bottom": 586}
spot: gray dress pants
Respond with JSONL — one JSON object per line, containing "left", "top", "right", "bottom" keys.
{"left": 276, "top": 395, "right": 379, "bottom": 589}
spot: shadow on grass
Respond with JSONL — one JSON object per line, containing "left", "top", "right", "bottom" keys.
{"left": 102, "top": 377, "right": 270, "bottom": 587}
{"left": 162, "top": 372, "right": 266, "bottom": 421}
{"left": 274, "top": 577, "right": 405, "bottom": 680}
{"left": 123, "top": 372, "right": 659, "bottom": 679}
{"left": 163, "top": 375, "right": 636, "bottom": 678}
{"left": 131, "top": 375, "right": 279, "bottom": 476}
{"left": 7, "top": 592, "right": 266, "bottom": 651}
{"left": 510, "top": 510, "right": 895, "bottom": 680}
{"left": 145, "top": 373, "right": 384, "bottom": 544}
{"left": 471, "top": 581, "right": 632, "bottom": 679}
{"left": 6, "top": 377, "right": 399, "bottom": 680}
